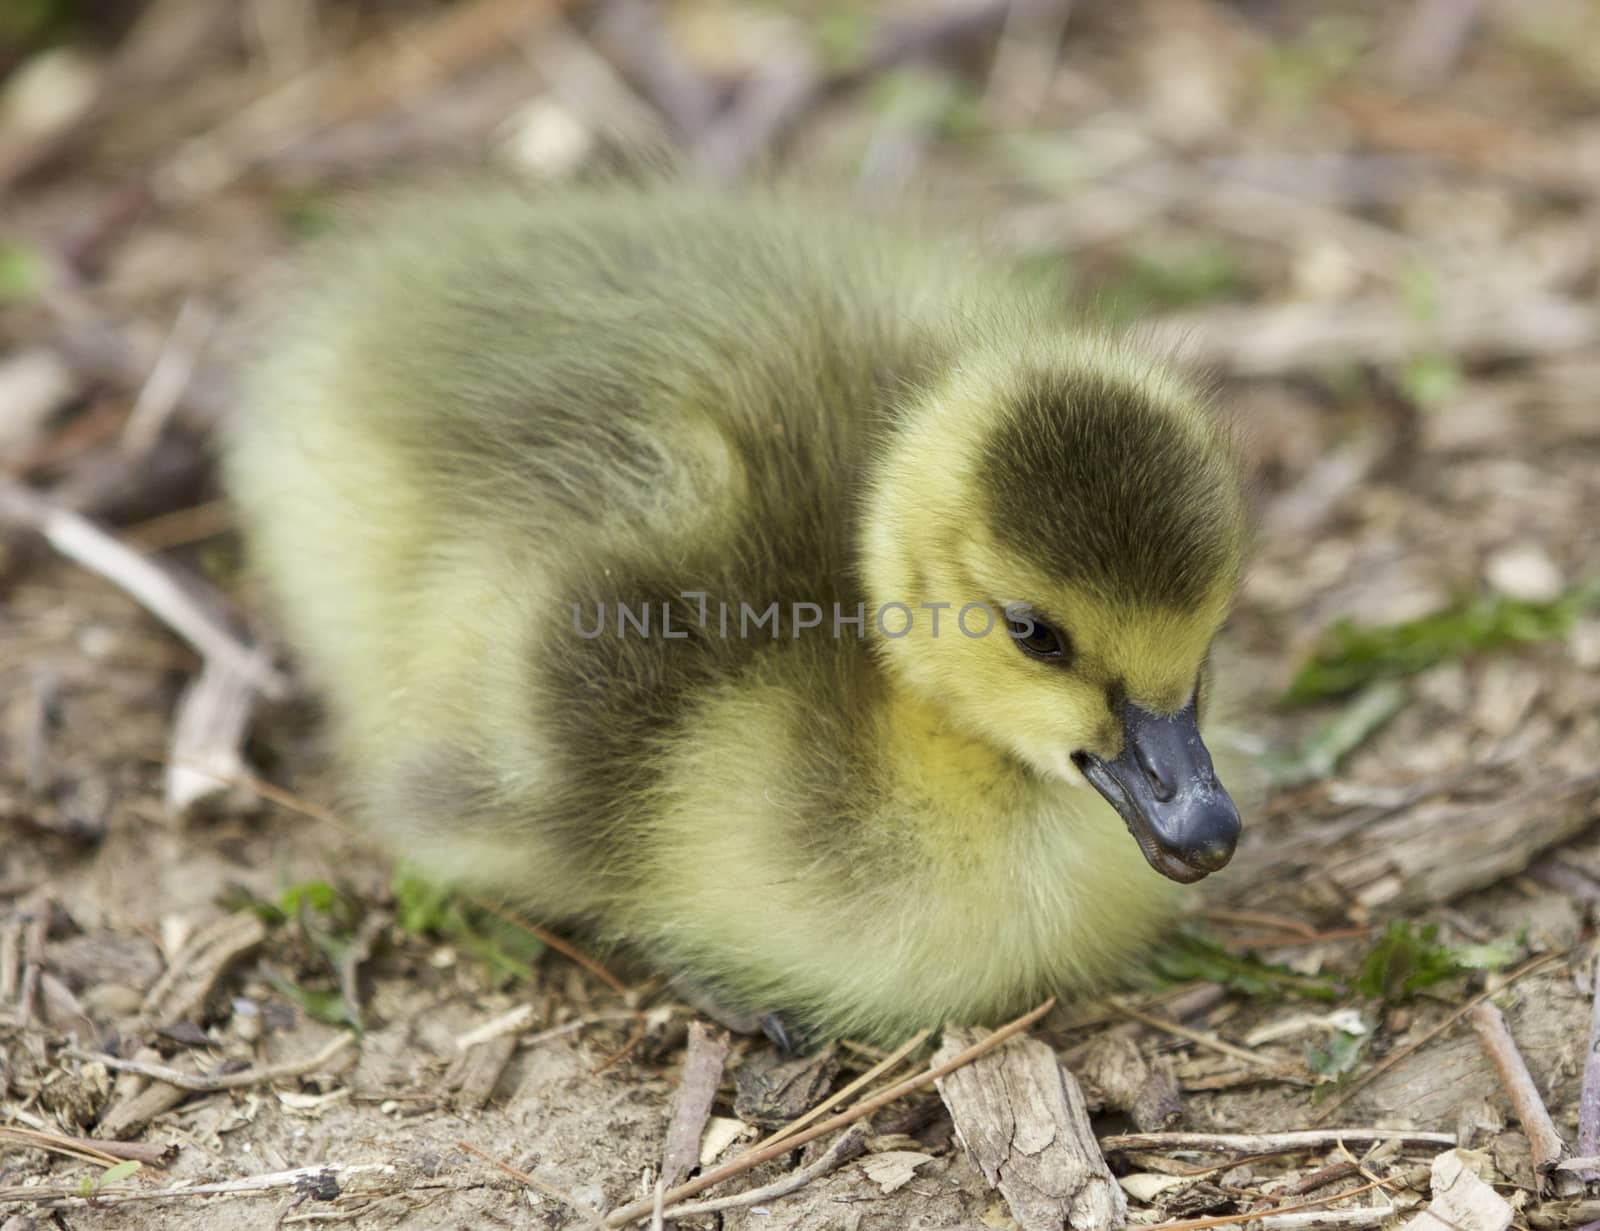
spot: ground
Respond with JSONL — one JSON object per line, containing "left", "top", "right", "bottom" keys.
{"left": 1, "top": 1, "right": 1598, "bottom": 1228}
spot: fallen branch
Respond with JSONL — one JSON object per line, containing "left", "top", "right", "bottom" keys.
{"left": 593, "top": 0, "right": 720, "bottom": 138}
{"left": 602, "top": 996, "right": 1055, "bottom": 1227}
{"left": 0, "top": 477, "right": 286, "bottom": 698}
{"left": 1101, "top": 1130, "right": 1455, "bottom": 1154}
{"left": 64, "top": 1032, "right": 355, "bottom": 1093}
{"left": 1469, "top": 1002, "right": 1570, "bottom": 1183}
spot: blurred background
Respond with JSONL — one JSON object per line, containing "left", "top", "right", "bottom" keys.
{"left": 2, "top": 1, "right": 1600, "bottom": 1222}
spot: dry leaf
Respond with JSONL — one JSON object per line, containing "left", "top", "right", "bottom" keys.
{"left": 861, "top": 1150, "right": 933, "bottom": 1194}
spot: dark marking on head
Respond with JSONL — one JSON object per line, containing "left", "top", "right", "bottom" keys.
{"left": 980, "top": 371, "right": 1244, "bottom": 610}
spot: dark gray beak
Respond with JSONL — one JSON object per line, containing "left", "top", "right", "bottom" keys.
{"left": 1074, "top": 698, "right": 1240, "bottom": 883}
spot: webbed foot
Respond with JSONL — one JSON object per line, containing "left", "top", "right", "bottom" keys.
{"left": 670, "top": 977, "right": 813, "bottom": 1055}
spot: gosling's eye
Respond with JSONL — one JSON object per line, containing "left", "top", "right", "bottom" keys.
{"left": 1007, "top": 612, "right": 1073, "bottom": 664}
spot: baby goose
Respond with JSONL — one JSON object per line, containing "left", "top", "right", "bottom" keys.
{"left": 226, "top": 185, "right": 1249, "bottom": 1044}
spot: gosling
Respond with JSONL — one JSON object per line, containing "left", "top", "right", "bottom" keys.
{"left": 225, "top": 185, "right": 1250, "bottom": 1044}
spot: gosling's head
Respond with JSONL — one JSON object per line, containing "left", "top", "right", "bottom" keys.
{"left": 862, "top": 336, "right": 1249, "bottom": 882}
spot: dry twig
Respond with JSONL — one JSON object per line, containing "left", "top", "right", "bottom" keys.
{"left": 0, "top": 478, "right": 286, "bottom": 697}
{"left": 119, "top": 298, "right": 218, "bottom": 459}
{"left": 65, "top": 1032, "right": 355, "bottom": 1093}
{"left": 602, "top": 996, "right": 1056, "bottom": 1227}
{"left": 762, "top": 1026, "right": 930, "bottom": 1149}
{"left": 1580, "top": 948, "right": 1600, "bottom": 1184}
{"left": 656, "top": 1124, "right": 871, "bottom": 1222}
{"left": 1112, "top": 999, "right": 1308, "bottom": 1082}
{"left": 1469, "top": 1002, "right": 1570, "bottom": 1185}
{"left": 1141, "top": 1180, "right": 1394, "bottom": 1231}
{"left": 469, "top": 896, "right": 628, "bottom": 995}
{"left": 0, "top": 1159, "right": 518, "bottom": 1209}
{"left": 1101, "top": 1130, "right": 1455, "bottom": 1154}
{"left": 0, "top": 1126, "right": 174, "bottom": 1168}
{"left": 1246, "top": 1161, "right": 1364, "bottom": 1211}
{"left": 456, "top": 1140, "right": 603, "bottom": 1228}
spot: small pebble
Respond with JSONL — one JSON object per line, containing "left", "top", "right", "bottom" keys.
{"left": 1484, "top": 542, "right": 1564, "bottom": 603}
{"left": 501, "top": 98, "right": 594, "bottom": 179}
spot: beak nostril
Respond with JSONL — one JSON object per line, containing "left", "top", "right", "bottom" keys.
{"left": 1131, "top": 740, "right": 1176, "bottom": 803}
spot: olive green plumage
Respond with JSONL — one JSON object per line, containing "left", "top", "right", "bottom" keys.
{"left": 225, "top": 183, "right": 1250, "bottom": 1043}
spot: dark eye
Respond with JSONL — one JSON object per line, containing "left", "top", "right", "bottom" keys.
{"left": 1006, "top": 611, "right": 1073, "bottom": 664}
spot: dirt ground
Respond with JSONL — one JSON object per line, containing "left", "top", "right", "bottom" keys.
{"left": 2, "top": 1, "right": 1599, "bottom": 1228}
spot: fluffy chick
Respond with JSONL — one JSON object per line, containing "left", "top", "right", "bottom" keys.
{"left": 225, "top": 185, "right": 1250, "bottom": 1044}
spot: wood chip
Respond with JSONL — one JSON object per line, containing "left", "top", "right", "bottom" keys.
{"left": 453, "top": 1003, "right": 537, "bottom": 1051}
{"left": 936, "top": 1026, "right": 1126, "bottom": 1231}
{"left": 1077, "top": 1029, "right": 1182, "bottom": 1131}
{"left": 698, "top": 1116, "right": 747, "bottom": 1167}
{"left": 0, "top": 349, "right": 76, "bottom": 455}
{"left": 860, "top": 1149, "right": 932, "bottom": 1194}
{"left": 445, "top": 1035, "right": 518, "bottom": 1112}
{"left": 164, "top": 659, "right": 261, "bottom": 817}
{"left": 733, "top": 1043, "right": 838, "bottom": 1128}
{"left": 661, "top": 1021, "right": 729, "bottom": 1189}
{"left": 95, "top": 1068, "right": 194, "bottom": 1139}
{"left": 1400, "top": 1149, "right": 1512, "bottom": 1231}
{"left": 141, "top": 910, "right": 268, "bottom": 1025}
